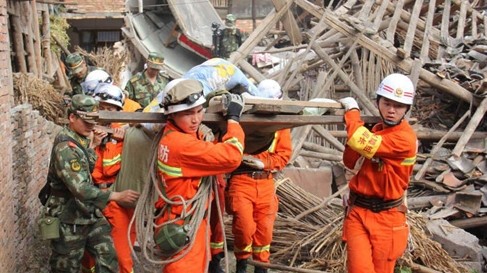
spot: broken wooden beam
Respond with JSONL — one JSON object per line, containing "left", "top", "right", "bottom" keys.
{"left": 89, "top": 111, "right": 380, "bottom": 129}
{"left": 327, "top": 129, "right": 487, "bottom": 141}
{"left": 449, "top": 216, "right": 487, "bottom": 229}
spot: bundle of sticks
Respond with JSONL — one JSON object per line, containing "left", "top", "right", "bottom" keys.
{"left": 225, "top": 175, "right": 469, "bottom": 273}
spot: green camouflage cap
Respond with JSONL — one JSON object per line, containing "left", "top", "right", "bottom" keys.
{"left": 65, "top": 53, "right": 85, "bottom": 74}
{"left": 225, "top": 14, "right": 236, "bottom": 27}
{"left": 147, "top": 51, "right": 165, "bottom": 70}
{"left": 69, "top": 94, "right": 99, "bottom": 123}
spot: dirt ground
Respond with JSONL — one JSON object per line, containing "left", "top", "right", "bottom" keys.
{"left": 133, "top": 250, "right": 278, "bottom": 273}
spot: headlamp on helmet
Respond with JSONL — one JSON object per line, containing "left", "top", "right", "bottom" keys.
{"left": 163, "top": 79, "right": 207, "bottom": 114}
{"left": 93, "top": 83, "right": 124, "bottom": 110}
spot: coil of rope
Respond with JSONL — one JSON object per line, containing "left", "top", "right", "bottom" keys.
{"left": 128, "top": 125, "right": 226, "bottom": 272}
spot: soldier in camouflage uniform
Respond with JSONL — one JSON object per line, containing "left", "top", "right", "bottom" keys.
{"left": 46, "top": 94, "right": 140, "bottom": 273}
{"left": 219, "top": 14, "right": 243, "bottom": 59}
{"left": 124, "top": 51, "right": 169, "bottom": 108}
{"left": 65, "top": 53, "right": 98, "bottom": 97}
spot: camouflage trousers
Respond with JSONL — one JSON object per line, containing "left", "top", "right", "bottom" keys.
{"left": 49, "top": 218, "right": 118, "bottom": 273}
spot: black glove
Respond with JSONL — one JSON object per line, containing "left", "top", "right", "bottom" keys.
{"left": 223, "top": 93, "right": 245, "bottom": 122}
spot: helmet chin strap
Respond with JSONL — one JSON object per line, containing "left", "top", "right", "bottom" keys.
{"left": 381, "top": 111, "right": 409, "bottom": 127}
{"left": 382, "top": 116, "right": 401, "bottom": 126}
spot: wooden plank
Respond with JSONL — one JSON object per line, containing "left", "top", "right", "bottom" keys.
{"left": 414, "top": 110, "right": 470, "bottom": 181}
{"left": 314, "top": 8, "right": 475, "bottom": 104}
{"left": 244, "top": 97, "right": 342, "bottom": 108}
{"left": 359, "top": 0, "right": 375, "bottom": 21}
{"left": 351, "top": 50, "right": 364, "bottom": 91}
{"left": 32, "top": 0, "right": 43, "bottom": 76}
{"left": 484, "top": 13, "right": 487, "bottom": 37}
{"left": 438, "top": 0, "right": 451, "bottom": 60}
{"left": 237, "top": 59, "right": 265, "bottom": 82}
{"left": 229, "top": 1, "right": 293, "bottom": 64}
{"left": 290, "top": 126, "right": 312, "bottom": 163}
{"left": 402, "top": 0, "right": 423, "bottom": 59}
{"left": 22, "top": 1, "right": 38, "bottom": 76}
{"left": 420, "top": 0, "right": 436, "bottom": 62}
{"left": 317, "top": 39, "right": 358, "bottom": 98}
{"left": 372, "top": 0, "right": 390, "bottom": 32}
{"left": 271, "top": 0, "right": 303, "bottom": 45}
{"left": 472, "top": 10, "right": 478, "bottom": 38}
{"left": 451, "top": 98, "right": 487, "bottom": 158}
{"left": 91, "top": 111, "right": 380, "bottom": 127}
{"left": 41, "top": 9, "right": 54, "bottom": 77}
{"left": 311, "top": 43, "right": 380, "bottom": 116}
{"left": 386, "top": 0, "right": 405, "bottom": 42}
{"left": 456, "top": 1, "right": 467, "bottom": 39}
{"left": 11, "top": 12, "right": 27, "bottom": 73}
{"left": 281, "top": 13, "right": 327, "bottom": 94}
{"left": 312, "top": 126, "right": 345, "bottom": 152}
{"left": 328, "top": 129, "right": 487, "bottom": 141}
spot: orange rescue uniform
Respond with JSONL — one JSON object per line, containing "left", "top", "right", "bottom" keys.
{"left": 341, "top": 110, "right": 417, "bottom": 273}
{"left": 227, "top": 129, "right": 292, "bottom": 263}
{"left": 209, "top": 174, "right": 226, "bottom": 256}
{"left": 123, "top": 98, "right": 142, "bottom": 112}
{"left": 155, "top": 121, "right": 244, "bottom": 273}
{"left": 82, "top": 124, "right": 130, "bottom": 273}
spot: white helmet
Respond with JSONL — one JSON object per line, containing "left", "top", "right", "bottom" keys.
{"left": 93, "top": 83, "right": 124, "bottom": 109}
{"left": 81, "top": 69, "right": 113, "bottom": 96}
{"left": 257, "top": 79, "right": 282, "bottom": 99}
{"left": 376, "top": 73, "right": 415, "bottom": 105}
{"left": 163, "top": 79, "right": 206, "bottom": 114}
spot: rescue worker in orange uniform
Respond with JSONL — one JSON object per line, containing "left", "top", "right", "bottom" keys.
{"left": 154, "top": 79, "right": 245, "bottom": 273}
{"left": 339, "top": 73, "right": 417, "bottom": 273}
{"left": 81, "top": 83, "right": 136, "bottom": 273}
{"left": 226, "top": 79, "right": 292, "bottom": 273}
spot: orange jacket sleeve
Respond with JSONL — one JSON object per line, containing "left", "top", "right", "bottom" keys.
{"left": 253, "top": 129, "right": 292, "bottom": 171}
{"left": 343, "top": 144, "right": 362, "bottom": 170}
{"left": 92, "top": 140, "right": 123, "bottom": 183}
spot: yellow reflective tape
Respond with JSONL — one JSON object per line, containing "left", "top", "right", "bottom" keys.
{"left": 267, "top": 132, "right": 278, "bottom": 153}
{"left": 157, "top": 160, "right": 183, "bottom": 177}
{"left": 252, "top": 245, "right": 270, "bottom": 253}
{"left": 346, "top": 126, "right": 382, "bottom": 159}
{"left": 81, "top": 266, "right": 95, "bottom": 273}
{"left": 225, "top": 137, "right": 244, "bottom": 154}
{"left": 210, "top": 241, "right": 224, "bottom": 249}
{"left": 102, "top": 154, "right": 121, "bottom": 167}
{"left": 234, "top": 244, "right": 252, "bottom": 253}
{"left": 401, "top": 156, "right": 416, "bottom": 166}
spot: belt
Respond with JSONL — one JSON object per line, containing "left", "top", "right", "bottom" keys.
{"left": 231, "top": 170, "right": 272, "bottom": 180}
{"left": 95, "top": 182, "right": 113, "bottom": 189}
{"left": 349, "top": 191, "right": 404, "bottom": 213}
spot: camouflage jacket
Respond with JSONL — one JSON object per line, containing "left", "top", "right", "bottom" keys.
{"left": 125, "top": 70, "right": 169, "bottom": 108}
{"left": 220, "top": 28, "right": 242, "bottom": 59}
{"left": 68, "top": 65, "right": 98, "bottom": 97}
{"left": 45, "top": 127, "right": 111, "bottom": 225}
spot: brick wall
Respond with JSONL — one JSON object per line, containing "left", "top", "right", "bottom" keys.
{"left": 236, "top": 19, "right": 263, "bottom": 34}
{"left": 0, "top": 0, "right": 61, "bottom": 271}
{"left": 0, "top": 0, "right": 15, "bottom": 270}
{"left": 10, "top": 105, "right": 61, "bottom": 272}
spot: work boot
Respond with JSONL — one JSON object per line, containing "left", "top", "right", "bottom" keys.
{"left": 236, "top": 259, "right": 248, "bottom": 273}
{"left": 208, "top": 252, "right": 224, "bottom": 273}
{"left": 254, "top": 266, "right": 268, "bottom": 273}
